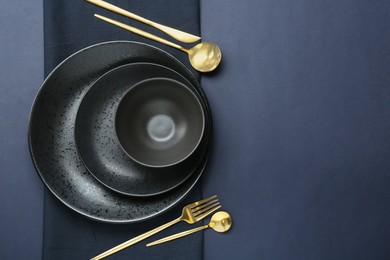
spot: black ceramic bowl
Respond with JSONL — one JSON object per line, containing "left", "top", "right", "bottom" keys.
{"left": 115, "top": 77, "right": 205, "bottom": 168}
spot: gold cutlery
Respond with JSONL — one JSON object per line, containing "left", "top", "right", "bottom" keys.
{"left": 90, "top": 195, "right": 221, "bottom": 260}
{"left": 94, "top": 14, "right": 222, "bottom": 73}
{"left": 146, "top": 211, "right": 232, "bottom": 247}
{"left": 86, "top": 0, "right": 200, "bottom": 43}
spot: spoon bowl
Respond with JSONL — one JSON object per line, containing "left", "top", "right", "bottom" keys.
{"left": 208, "top": 211, "right": 232, "bottom": 233}
{"left": 187, "top": 42, "right": 222, "bottom": 73}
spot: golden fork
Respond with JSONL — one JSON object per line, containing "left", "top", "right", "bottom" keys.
{"left": 86, "top": 0, "right": 200, "bottom": 43}
{"left": 90, "top": 195, "right": 221, "bottom": 260}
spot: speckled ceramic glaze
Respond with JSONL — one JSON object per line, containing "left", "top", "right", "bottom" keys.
{"left": 75, "top": 63, "right": 208, "bottom": 197}
{"left": 28, "top": 41, "right": 212, "bottom": 223}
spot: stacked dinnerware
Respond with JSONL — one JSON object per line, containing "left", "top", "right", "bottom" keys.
{"left": 28, "top": 41, "right": 212, "bottom": 223}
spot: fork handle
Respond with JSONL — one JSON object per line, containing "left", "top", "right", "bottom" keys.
{"left": 90, "top": 217, "right": 181, "bottom": 260}
{"left": 147, "top": 224, "right": 209, "bottom": 247}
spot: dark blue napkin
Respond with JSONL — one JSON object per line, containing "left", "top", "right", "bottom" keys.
{"left": 43, "top": 1, "right": 204, "bottom": 259}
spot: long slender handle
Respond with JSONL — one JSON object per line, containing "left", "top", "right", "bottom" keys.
{"left": 94, "top": 14, "right": 188, "bottom": 53}
{"left": 90, "top": 218, "right": 181, "bottom": 260}
{"left": 86, "top": 0, "right": 200, "bottom": 43}
{"left": 146, "top": 225, "right": 209, "bottom": 247}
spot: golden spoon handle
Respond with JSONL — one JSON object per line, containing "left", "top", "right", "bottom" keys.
{"left": 90, "top": 218, "right": 181, "bottom": 260}
{"left": 87, "top": 0, "right": 200, "bottom": 43}
{"left": 94, "top": 14, "right": 189, "bottom": 53}
{"left": 146, "top": 224, "right": 209, "bottom": 247}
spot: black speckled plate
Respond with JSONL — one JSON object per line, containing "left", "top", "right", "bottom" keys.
{"left": 28, "top": 41, "right": 212, "bottom": 223}
{"left": 75, "top": 63, "right": 207, "bottom": 197}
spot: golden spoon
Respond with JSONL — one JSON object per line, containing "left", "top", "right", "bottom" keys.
{"left": 146, "top": 211, "right": 232, "bottom": 247}
{"left": 94, "top": 14, "right": 222, "bottom": 73}
{"left": 87, "top": 0, "right": 200, "bottom": 43}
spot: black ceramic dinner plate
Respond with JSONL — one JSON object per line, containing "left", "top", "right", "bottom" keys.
{"left": 75, "top": 63, "right": 208, "bottom": 197}
{"left": 28, "top": 41, "right": 212, "bottom": 223}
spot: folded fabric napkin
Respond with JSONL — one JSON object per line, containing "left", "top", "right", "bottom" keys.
{"left": 43, "top": 0, "right": 203, "bottom": 259}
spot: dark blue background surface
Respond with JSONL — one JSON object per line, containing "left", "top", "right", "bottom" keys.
{"left": 0, "top": 1, "right": 44, "bottom": 259}
{"left": 201, "top": 1, "right": 390, "bottom": 259}
{"left": 2, "top": 0, "right": 390, "bottom": 259}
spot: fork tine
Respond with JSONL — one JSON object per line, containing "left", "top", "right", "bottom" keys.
{"left": 188, "top": 195, "right": 217, "bottom": 208}
{"left": 194, "top": 204, "right": 221, "bottom": 221}
{"left": 193, "top": 201, "right": 220, "bottom": 216}
{"left": 191, "top": 199, "right": 219, "bottom": 212}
